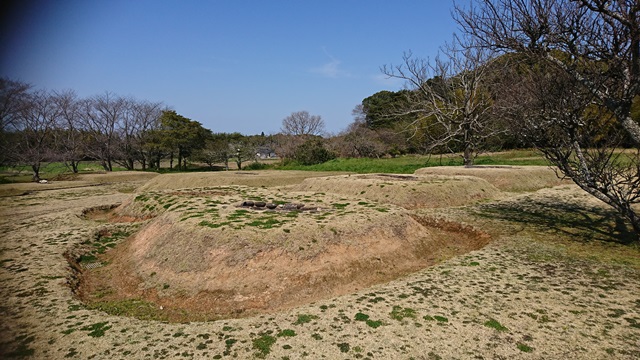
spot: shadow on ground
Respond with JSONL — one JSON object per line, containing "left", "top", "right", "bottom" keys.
{"left": 472, "top": 198, "right": 638, "bottom": 245}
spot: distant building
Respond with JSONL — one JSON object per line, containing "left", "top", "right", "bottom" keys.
{"left": 256, "top": 147, "right": 277, "bottom": 159}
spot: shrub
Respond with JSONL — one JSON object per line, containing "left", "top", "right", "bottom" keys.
{"left": 293, "top": 138, "right": 336, "bottom": 165}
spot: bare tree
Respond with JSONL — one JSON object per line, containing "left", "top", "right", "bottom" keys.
{"left": 195, "top": 137, "right": 232, "bottom": 170}
{"left": 52, "top": 90, "right": 85, "bottom": 173}
{"left": 331, "top": 105, "right": 394, "bottom": 158}
{"left": 0, "top": 78, "right": 31, "bottom": 132}
{"left": 81, "top": 92, "right": 127, "bottom": 171}
{"left": 456, "top": 0, "right": 640, "bottom": 235}
{"left": 1, "top": 78, "right": 32, "bottom": 165}
{"left": 229, "top": 139, "right": 257, "bottom": 170}
{"left": 8, "top": 90, "right": 60, "bottom": 181}
{"left": 281, "top": 111, "right": 325, "bottom": 136}
{"left": 382, "top": 38, "right": 504, "bottom": 166}
{"left": 131, "top": 100, "right": 163, "bottom": 170}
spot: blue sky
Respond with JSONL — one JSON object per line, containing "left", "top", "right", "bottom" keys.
{"left": 1, "top": 0, "right": 460, "bottom": 135}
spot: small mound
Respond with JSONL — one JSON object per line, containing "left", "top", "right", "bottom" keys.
{"left": 288, "top": 174, "right": 500, "bottom": 209}
{"left": 77, "top": 186, "right": 490, "bottom": 321}
{"left": 414, "top": 166, "right": 568, "bottom": 192}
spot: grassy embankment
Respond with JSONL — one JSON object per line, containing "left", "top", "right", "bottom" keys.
{"left": 278, "top": 149, "right": 550, "bottom": 173}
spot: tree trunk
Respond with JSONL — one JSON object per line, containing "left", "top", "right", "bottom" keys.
{"left": 628, "top": 210, "right": 640, "bottom": 238}
{"left": 67, "top": 160, "right": 79, "bottom": 173}
{"left": 463, "top": 144, "right": 474, "bottom": 167}
{"left": 31, "top": 164, "right": 41, "bottom": 182}
{"left": 621, "top": 115, "right": 640, "bottom": 145}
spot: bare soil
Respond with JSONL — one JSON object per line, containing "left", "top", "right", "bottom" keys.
{"left": 1, "top": 168, "right": 639, "bottom": 359}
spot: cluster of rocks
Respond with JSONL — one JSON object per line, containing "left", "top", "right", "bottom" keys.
{"left": 239, "top": 200, "right": 311, "bottom": 211}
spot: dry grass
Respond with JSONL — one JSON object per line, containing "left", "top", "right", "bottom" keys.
{"left": 414, "top": 165, "right": 569, "bottom": 192}
{"left": 1, "top": 167, "right": 639, "bottom": 359}
{"left": 0, "top": 171, "right": 159, "bottom": 197}
{"left": 139, "top": 170, "right": 350, "bottom": 191}
{"left": 288, "top": 173, "right": 501, "bottom": 209}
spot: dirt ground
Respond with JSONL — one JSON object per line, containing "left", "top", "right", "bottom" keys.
{"left": 1, "top": 168, "right": 639, "bottom": 359}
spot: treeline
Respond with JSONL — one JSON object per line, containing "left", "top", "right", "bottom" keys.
{"left": 0, "top": 78, "right": 282, "bottom": 181}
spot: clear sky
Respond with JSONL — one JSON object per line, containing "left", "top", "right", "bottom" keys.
{"left": 1, "top": 0, "right": 460, "bottom": 135}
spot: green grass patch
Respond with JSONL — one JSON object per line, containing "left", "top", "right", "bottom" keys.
{"left": 332, "top": 203, "right": 350, "bottom": 209}
{"left": 277, "top": 329, "right": 296, "bottom": 337}
{"left": 86, "top": 299, "right": 167, "bottom": 321}
{"left": 484, "top": 318, "right": 509, "bottom": 332}
{"left": 81, "top": 322, "right": 111, "bottom": 337}
{"left": 337, "top": 342, "right": 350, "bottom": 353}
{"left": 517, "top": 343, "right": 533, "bottom": 352}
{"left": 252, "top": 334, "right": 277, "bottom": 358}
{"left": 390, "top": 306, "right": 416, "bottom": 321}
{"left": 198, "top": 220, "right": 231, "bottom": 228}
{"left": 246, "top": 218, "right": 283, "bottom": 229}
{"left": 294, "top": 314, "right": 319, "bottom": 325}
{"left": 433, "top": 315, "right": 448, "bottom": 323}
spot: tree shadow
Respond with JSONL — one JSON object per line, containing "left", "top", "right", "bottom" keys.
{"left": 471, "top": 198, "right": 638, "bottom": 245}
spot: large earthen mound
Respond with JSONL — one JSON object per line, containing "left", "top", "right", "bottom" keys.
{"left": 77, "top": 180, "right": 491, "bottom": 321}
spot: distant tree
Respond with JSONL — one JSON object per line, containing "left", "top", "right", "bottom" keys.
{"left": 193, "top": 132, "right": 245, "bottom": 170}
{"left": 229, "top": 136, "right": 257, "bottom": 170}
{"left": 8, "top": 90, "right": 60, "bottom": 181}
{"left": 130, "top": 100, "right": 164, "bottom": 170}
{"left": 158, "top": 110, "right": 210, "bottom": 170}
{"left": 195, "top": 136, "right": 231, "bottom": 170}
{"left": 51, "top": 90, "right": 85, "bottom": 173}
{"left": 382, "top": 38, "right": 503, "bottom": 166}
{"left": 0, "top": 78, "right": 31, "bottom": 132}
{"left": 81, "top": 92, "right": 127, "bottom": 171}
{"left": 0, "top": 78, "right": 31, "bottom": 165}
{"left": 281, "top": 111, "right": 325, "bottom": 136}
{"left": 361, "top": 90, "right": 415, "bottom": 130}
{"left": 331, "top": 105, "right": 394, "bottom": 158}
{"left": 293, "top": 137, "right": 336, "bottom": 165}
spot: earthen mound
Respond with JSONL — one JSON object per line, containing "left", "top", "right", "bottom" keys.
{"left": 414, "top": 165, "right": 568, "bottom": 192}
{"left": 77, "top": 185, "right": 490, "bottom": 321}
{"left": 138, "top": 170, "right": 349, "bottom": 191}
{"left": 287, "top": 173, "right": 500, "bottom": 209}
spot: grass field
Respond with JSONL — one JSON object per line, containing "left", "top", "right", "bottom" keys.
{"left": 262, "top": 149, "right": 550, "bottom": 173}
